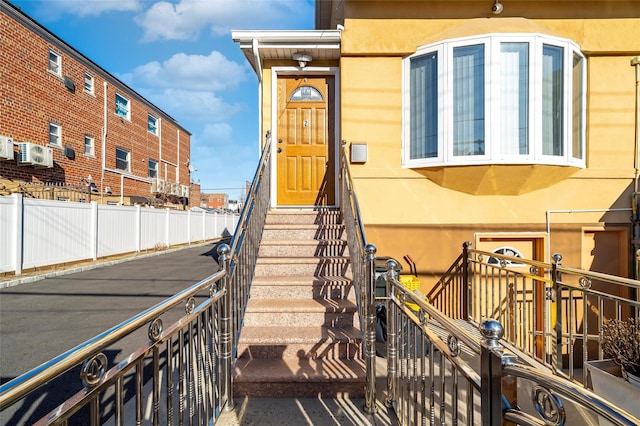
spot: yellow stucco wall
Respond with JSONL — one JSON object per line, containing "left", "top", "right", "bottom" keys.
{"left": 333, "top": 2, "right": 639, "bottom": 278}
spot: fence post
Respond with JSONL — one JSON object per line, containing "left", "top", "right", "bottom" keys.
{"left": 462, "top": 241, "right": 472, "bottom": 319}
{"left": 480, "top": 319, "right": 518, "bottom": 425}
{"left": 552, "top": 253, "right": 563, "bottom": 373}
{"left": 135, "top": 205, "right": 141, "bottom": 253}
{"left": 91, "top": 202, "right": 98, "bottom": 261}
{"left": 12, "top": 194, "right": 23, "bottom": 276}
{"left": 165, "top": 208, "right": 170, "bottom": 248}
{"left": 364, "top": 244, "right": 377, "bottom": 414}
{"left": 217, "top": 243, "right": 234, "bottom": 412}
{"left": 385, "top": 258, "right": 400, "bottom": 408}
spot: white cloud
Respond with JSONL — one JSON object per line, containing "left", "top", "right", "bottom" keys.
{"left": 136, "top": 0, "right": 313, "bottom": 42}
{"left": 130, "top": 51, "right": 246, "bottom": 92}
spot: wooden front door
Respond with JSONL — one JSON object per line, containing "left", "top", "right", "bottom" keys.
{"left": 277, "top": 76, "right": 335, "bottom": 206}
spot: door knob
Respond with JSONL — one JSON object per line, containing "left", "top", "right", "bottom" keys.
{"left": 278, "top": 139, "right": 283, "bottom": 144}
{"left": 277, "top": 148, "right": 282, "bottom": 153}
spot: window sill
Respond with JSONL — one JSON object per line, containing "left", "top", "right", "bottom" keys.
{"left": 411, "top": 163, "right": 582, "bottom": 195}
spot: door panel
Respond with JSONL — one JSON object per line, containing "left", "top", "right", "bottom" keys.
{"left": 277, "top": 76, "right": 335, "bottom": 206}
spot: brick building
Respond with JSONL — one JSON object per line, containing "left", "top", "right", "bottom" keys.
{"left": 0, "top": 0, "right": 199, "bottom": 207}
{"left": 201, "top": 193, "right": 228, "bottom": 210}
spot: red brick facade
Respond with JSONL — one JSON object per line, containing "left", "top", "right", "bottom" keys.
{"left": 0, "top": 2, "right": 196, "bottom": 206}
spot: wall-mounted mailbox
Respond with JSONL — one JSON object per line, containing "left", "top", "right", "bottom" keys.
{"left": 350, "top": 142, "right": 367, "bottom": 164}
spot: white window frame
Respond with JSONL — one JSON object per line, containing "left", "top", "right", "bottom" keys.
{"left": 115, "top": 93, "right": 131, "bottom": 120}
{"left": 148, "top": 158, "right": 158, "bottom": 178}
{"left": 115, "top": 147, "right": 130, "bottom": 172}
{"left": 48, "top": 122, "right": 61, "bottom": 146}
{"left": 84, "top": 135, "right": 94, "bottom": 156}
{"left": 84, "top": 72, "right": 94, "bottom": 95}
{"left": 148, "top": 114, "right": 158, "bottom": 136}
{"left": 48, "top": 49, "right": 61, "bottom": 76}
{"left": 402, "top": 33, "right": 586, "bottom": 169}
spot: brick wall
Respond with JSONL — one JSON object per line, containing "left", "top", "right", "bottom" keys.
{"left": 0, "top": 5, "right": 193, "bottom": 206}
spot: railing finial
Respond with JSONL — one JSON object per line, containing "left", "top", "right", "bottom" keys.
{"left": 479, "top": 319, "right": 504, "bottom": 349}
{"left": 552, "top": 253, "right": 562, "bottom": 265}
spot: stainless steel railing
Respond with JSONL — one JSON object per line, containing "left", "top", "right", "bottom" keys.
{"left": 339, "top": 142, "right": 377, "bottom": 413}
{"left": 426, "top": 242, "right": 640, "bottom": 383}
{"left": 0, "top": 270, "right": 228, "bottom": 425}
{"left": 0, "top": 132, "right": 272, "bottom": 425}
{"left": 384, "top": 259, "right": 640, "bottom": 425}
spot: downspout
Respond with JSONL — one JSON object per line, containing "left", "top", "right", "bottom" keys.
{"left": 253, "top": 38, "right": 263, "bottom": 154}
{"left": 631, "top": 56, "right": 640, "bottom": 279}
{"left": 102, "top": 81, "right": 108, "bottom": 204}
{"left": 177, "top": 129, "right": 180, "bottom": 184}
{"left": 159, "top": 118, "right": 163, "bottom": 180}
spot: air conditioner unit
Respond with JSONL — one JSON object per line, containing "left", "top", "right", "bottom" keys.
{"left": 180, "top": 184, "right": 189, "bottom": 198}
{"left": 18, "top": 142, "right": 53, "bottom": 168}
{"left": 0, "top": 135, "right": 14, "bottom": 160}
{"left": 168, "top": 181, "right": 180, "bottom": 196}
{"left": 150, "top": 177, "right": 166, "bottom": 194}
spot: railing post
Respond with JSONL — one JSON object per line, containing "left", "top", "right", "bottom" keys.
{"left": 364, "top": 244, "right": 377, "bottom": 414}
{"left": 552, "top": 253, "right": 563, "bottom": 373}
{"left": 385, "top": 258, "right": 399, "bottom": 408}
{"left": 480, "top": 319, "right": 517, "bottom": 426}
{"left": 217, "top": 243, "right": 234, "bottom": 412}
{"left": 462, "top": 241, "right": 472, "bottom": 319}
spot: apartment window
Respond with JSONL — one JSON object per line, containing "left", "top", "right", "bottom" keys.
{"left": 115, "top": 147, "right": 130, "bottom": 171}
{"left": 148, "top": 114, "right": 158, "bottom": 135}
{"left": 48, "top": 49, "right": 61, "bottom": 76}
{"left": 148, "top": 158, "right": 158, "bottom": 178}
{"left": 115, "top": 93, "right": 130, "bottom": 120}
{"left": 49, "top": 123, "right": 61, "bottom": 146}
{"left": 84, "top": 72, "right": 94, "bottom": 94}
{"left": 84, "top": 135, "right": 94, "bottom": 156}
{"left": 404, "top": 34, "right": 586, "bottom": 168}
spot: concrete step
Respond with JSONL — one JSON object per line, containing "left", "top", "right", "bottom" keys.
{"left": 262, "top": 224, "right": 345, "bottom": 240}
{"left": 254, "top": 256, "right": 351, "bottom": 277}
{"left": 258, "top": 239, "right": 349, "bottom": 257}
{"left": 242, "top": 298, "right": 358, "bottom": 327}
{"left": 250, "top": 275, "right": 353, "bottom": 299}
{"left": 265, "top": 209, "right": 343, "bottom": 225}
{"left": 233, "top": 357, "right": 366, "bottom": 398}
{"left": 237, "top": 325, "right": 363, "bottom": 359}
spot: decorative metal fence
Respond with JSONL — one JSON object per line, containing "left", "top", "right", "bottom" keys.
{"left": 384, "top": 258, "right": 640, "bottom": 425}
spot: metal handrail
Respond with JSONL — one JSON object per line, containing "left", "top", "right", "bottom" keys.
{"left": 384, "top": 261, "right": 640, "bottom": 425}
{"left": 0, "top": 269, "right": 224, "bottom": 410}
{"left": 339, "top": 143, "right": 377, "bottom": 413}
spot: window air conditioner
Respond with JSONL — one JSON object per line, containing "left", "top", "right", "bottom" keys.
{"left": 0, "top": 135, "right": 14, "bottom": 160}
{"left": 151, "top": 178, "right": 166, "bottom": 194}
{"left": 18, "top": 142, "right": 53, "bottom": 168}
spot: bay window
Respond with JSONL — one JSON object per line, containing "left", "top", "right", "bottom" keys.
{"left": 404, "top": 34, "right": 586, "bottom": 168}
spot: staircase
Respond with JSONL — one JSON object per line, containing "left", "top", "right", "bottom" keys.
{"left": 233, "top": 208, "right": 365, "bottom": 397}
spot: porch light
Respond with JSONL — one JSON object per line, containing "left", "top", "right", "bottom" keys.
{"left": 492, "top": 0, "right": 503, "bottom": 14}
{"left": 292, "top": 52, "right": 312, "bottom": 68}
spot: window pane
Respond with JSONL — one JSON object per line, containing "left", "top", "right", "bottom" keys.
{"left": 500, "top": 43, "right": 529, "bottom": 155}
{"left": 572, "top": 52, "right": 584, "bottom": 160}
{"left": 453, "top": 44, "right": 485, "bottom": 156}
{"left": 410, "top": 52, "right": 438, "bottom": 159}
{"left": 148, "top": 159, "right": 157, "bottom": 178}
{"left": 116, "top": 147, "right": 129, "bottom": 171}
{"left": 289, "top": 86, "right": 323, "bottom": 101}
{"left": 116, "top": 94, "right": 128, "bottom": 118}
{"left": 542, "top": 45, "right": 564, "bottom": 156}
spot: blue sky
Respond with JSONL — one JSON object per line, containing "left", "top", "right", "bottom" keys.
{"left": 10, "top": 0, "right": 315, "bottom": 199}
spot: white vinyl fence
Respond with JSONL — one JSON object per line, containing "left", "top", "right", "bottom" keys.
{"left": 0, "top": 194, "right": 238, "bottom": 275}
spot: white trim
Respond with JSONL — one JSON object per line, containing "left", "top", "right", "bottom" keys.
{"left": 270, "top": 66, "right": 341, "bottom": 208}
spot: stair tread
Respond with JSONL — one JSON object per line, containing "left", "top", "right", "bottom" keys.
{"left": 251, "top": 275, "right": 352, "bottom": 285}
{"left": 239, "top": 325, "right": 361, "bottom": 343}
{"left": 233, "top": 358, "right": 365, "bottom": 382}
{"left": 246, "top": 298, "right": 357, "bottom": 312}
{"left": 260, "top": 239, "right": 347, "bottom": 245}
{"left": 256, "top": 256, "right": 350, "bottom": 264}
